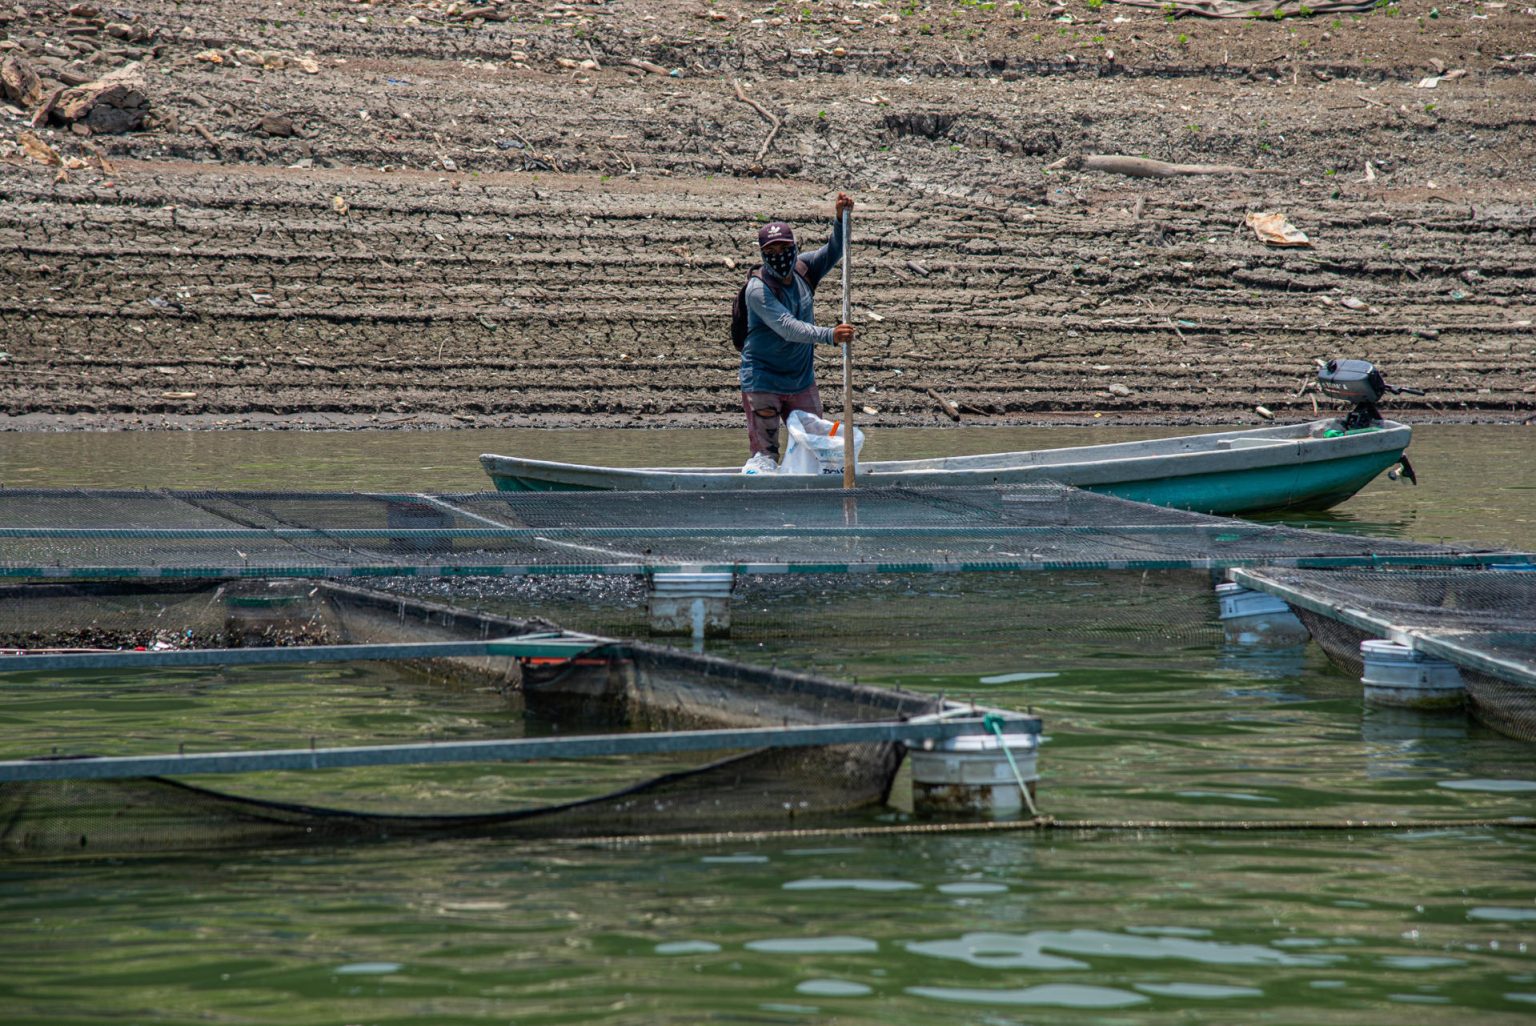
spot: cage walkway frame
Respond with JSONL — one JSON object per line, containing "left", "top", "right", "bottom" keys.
{"left": 1231, "top": 566, "right": 1536, "bottom": 690}
{"left": 0, "top": 632, "right": 605, "bottom": 673}
{"left": 0, "top": 714, "right": 1041, "bottom": 784}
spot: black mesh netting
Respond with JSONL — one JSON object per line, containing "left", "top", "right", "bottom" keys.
{"left": 5, "top": 543, "right": 1533, "bottom": 856}
{"left": 1293, "top": 608, "right": 1371, "bottom": 677}
{"left": 377, "top": 569, "right": 1227, "bottom": 667}
{"left": 0, "top": 485, "right": 1508, "bottom": 577}
{"left": 0, "top": 582, "right": 947, "bottom": 856}
{"left": 0, "top": 745, "right": 907, "bottom": 857}
{"left": 0, "top": 581, "right": 336, "bottom": 651}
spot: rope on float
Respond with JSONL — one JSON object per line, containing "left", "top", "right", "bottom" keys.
{"left": 565, "top": 816, "right": 1536, "bottom": 848}
{"left": 983, "top": 711, "right": 1040, "bottom": 819}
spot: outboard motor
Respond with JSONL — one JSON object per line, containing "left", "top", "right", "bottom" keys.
{"left": 1317, "top": 359, "right": 1424, "bottom": 430}
{"left": 1316, "top": 358, "right": 1424, "bottom": 484}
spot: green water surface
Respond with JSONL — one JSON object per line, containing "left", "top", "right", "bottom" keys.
{"left": 1, "top": 426, "right": 1534, "bottom": 1025}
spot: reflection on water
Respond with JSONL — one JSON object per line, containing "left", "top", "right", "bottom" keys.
{"left": 1217, "top": 642, "right": 1310, "bottom": 680}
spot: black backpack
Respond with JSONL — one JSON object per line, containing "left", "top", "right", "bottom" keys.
{"left": 730, "top": 258, "right": 817, "bottom": 352}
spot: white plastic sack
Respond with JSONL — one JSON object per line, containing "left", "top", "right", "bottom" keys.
{"left": 739, "top": 453, "right": 778, "bottom": 476}
{"left": 781, "top": 409, "right": 865, "bottom": 476}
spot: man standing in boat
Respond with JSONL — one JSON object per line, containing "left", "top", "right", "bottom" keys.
{"left": 737, "top": 193, "right": 856, "bottom": 473}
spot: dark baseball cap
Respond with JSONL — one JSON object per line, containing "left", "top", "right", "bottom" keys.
{"left": 757, "top": 221, "right": 796, "bottom": 249}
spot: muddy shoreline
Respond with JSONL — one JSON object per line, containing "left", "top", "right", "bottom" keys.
{"left": 2, "top": 407, "right": 1530, "bottom": 433}
{"left": 3, "top": 0, "right": 1533, "bottom": 432}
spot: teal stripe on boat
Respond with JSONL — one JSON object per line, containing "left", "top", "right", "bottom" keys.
{"left": 1085, "top": 449, "right": 1402, "bottom": 515}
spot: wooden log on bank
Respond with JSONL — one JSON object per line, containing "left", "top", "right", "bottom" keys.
{"left": 1045, "top": 154, "right": 1285, "bottom": 178}
{"left": 926, "top": 388, "right": 961, "bottom": 422}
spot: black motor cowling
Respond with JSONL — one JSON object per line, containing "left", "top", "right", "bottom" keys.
{"left": 1317, "top": 359, "right": 1387, "bottom": 408}
{"left": 1316, "top": 359, "right": 1423, "bottom": 430}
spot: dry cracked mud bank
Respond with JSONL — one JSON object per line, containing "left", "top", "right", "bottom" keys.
{"left": 2, "top": 0, "right": 1534, "bottom": 431}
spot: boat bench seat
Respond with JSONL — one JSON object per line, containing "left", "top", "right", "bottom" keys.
{"left": 1217, "top": 438, "right": 1287, "bottom": 450}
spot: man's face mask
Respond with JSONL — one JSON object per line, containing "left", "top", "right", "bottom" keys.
{"left": 763, "top": 246, "right": 797, "bottom": 279}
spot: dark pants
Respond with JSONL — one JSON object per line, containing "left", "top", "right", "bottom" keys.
{"left": 742, "top": 384, "right": 823, "bottom": 460}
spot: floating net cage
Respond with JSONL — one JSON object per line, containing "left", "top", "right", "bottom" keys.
{"left": 1233, "top": 567, "right": 1536, "bottom": 741}
{"left": 1, "top": 580, "right": 1046, "bottom": 856}
{"left": 2, "top": 486, "right": 1533, "bottom": 857}
{"left": 0, "top": 485, "right": 1521, "bottom": 579}
{"left": 381, "top": 568, "right": 1232, "bottom": 675}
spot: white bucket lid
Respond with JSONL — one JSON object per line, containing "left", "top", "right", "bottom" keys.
{"left": 940, "top": 732, "right": 1038, "bottom": 753}
{"left": 1361, "top": 639, "right": 1420, "bottom": 662}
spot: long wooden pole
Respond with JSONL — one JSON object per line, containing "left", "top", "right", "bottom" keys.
{"left": 840, "top": 208, "right": 855, "bottom": 489}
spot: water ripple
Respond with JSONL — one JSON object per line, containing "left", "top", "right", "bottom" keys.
{"left": 1469, "top": 907, "right": 1536, "bottom": 922}
{"left": 745, "top": 936, "right": 879, "bottom": 955}
{"left": 783, "top": 878, "right": 921, "bottom": 892}
{"left": 909, "top": 983, "right": 1148, "bottom": 1008}
{"left": 907, "top": 929, "right": 1336, "bottom": 970}
{"left": 1136, "top": 982, "right": 1264, "bottom": 999}
{"left": 796, "top": 979, "right": 873, "bottom": 997}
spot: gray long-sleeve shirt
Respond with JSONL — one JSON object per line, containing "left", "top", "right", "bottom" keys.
{"left": 739, "top": 222, "right": 845, "bottom": 394}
